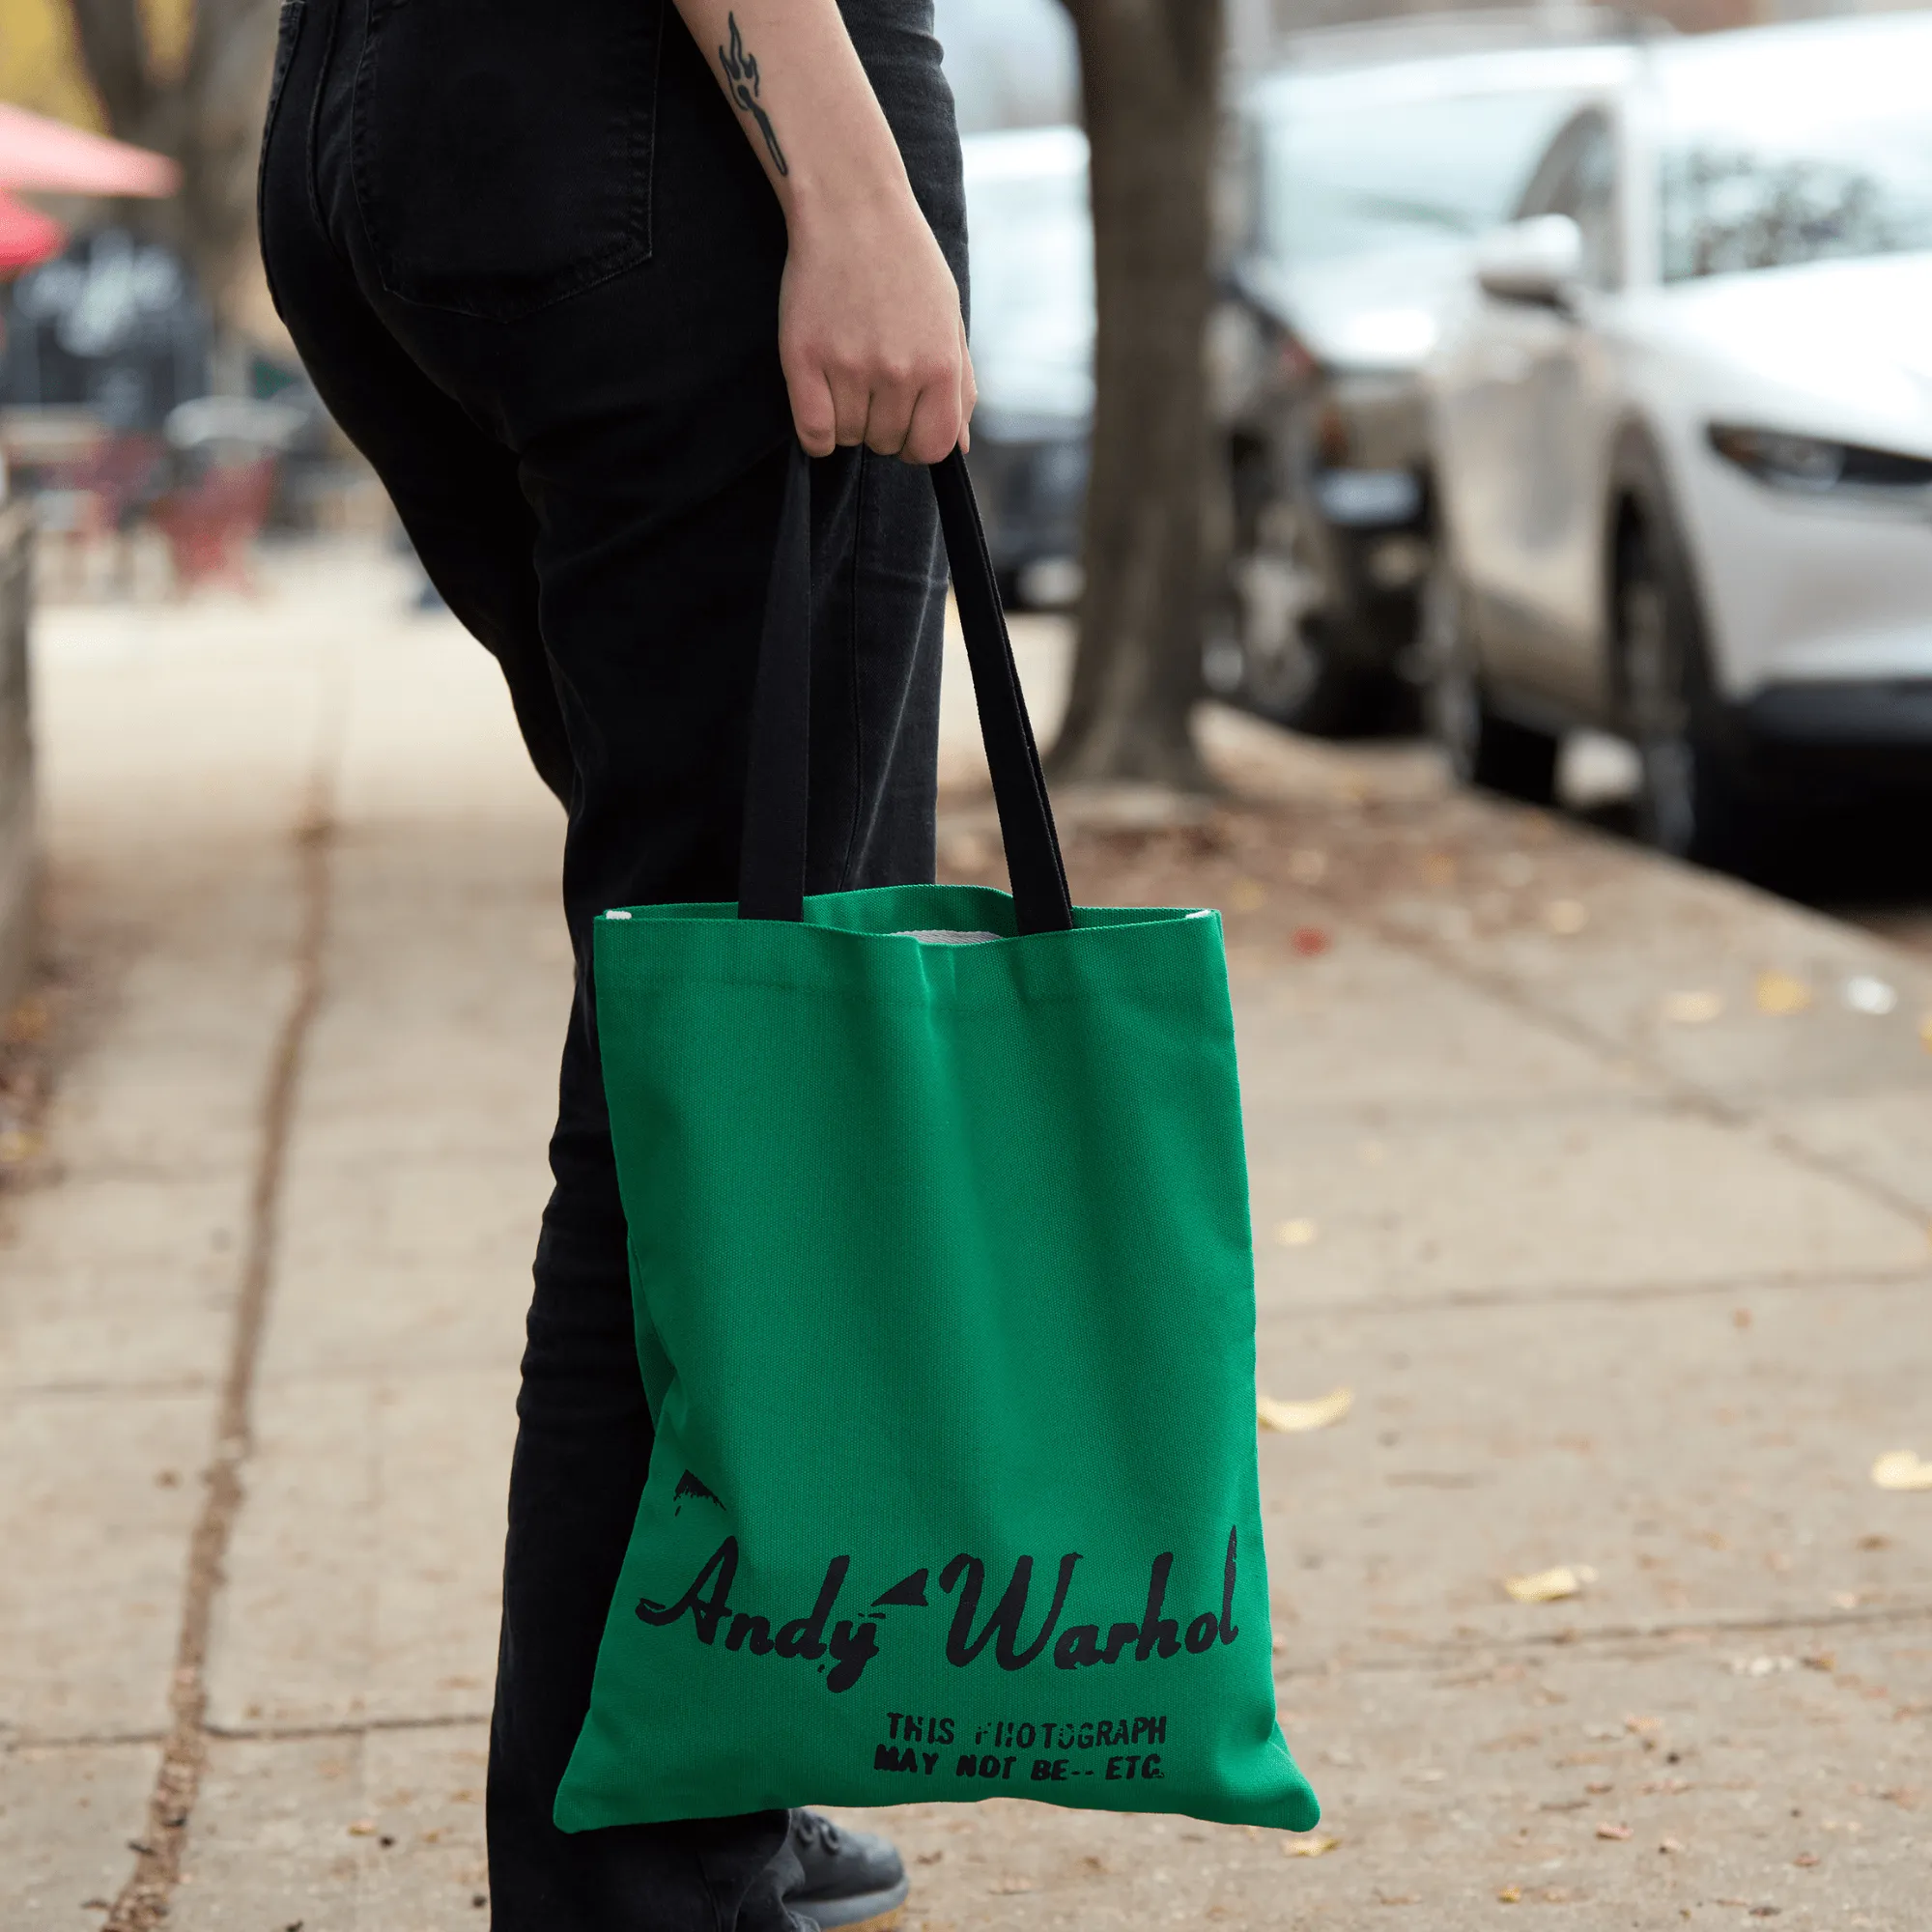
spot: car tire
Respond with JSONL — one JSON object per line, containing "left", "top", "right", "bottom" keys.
{"left": 1225, "top": 488, "right": 1397, "bottom": 737}
{"left": 1612, "top": 489, "right": 1763, "bottom": 872}
{"left": 1422, "top": 559, "right": 1559, "bottom": 805}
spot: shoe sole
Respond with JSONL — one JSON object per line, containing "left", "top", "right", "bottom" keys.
{"left": 797, "top": 1878, "right": 911, "bottom": 1931}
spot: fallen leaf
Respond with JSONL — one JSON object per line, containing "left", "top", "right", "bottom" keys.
{"left": 347, "top": 1820, "right": 378, "bottom": 1837}
{"left": 1259, "top": 1387, "right": 1352, "bottom": 1434}
{"left": 1, "top": 997, "right": 49, "bottom": 1045}
{"left": 1274, "top": 1218, "right": 1319, "bottom": 1248}
{"left": 1543, "top": 898, "right": 1588, "bottom": 936}
{"left": 1497, "top": 1886, "right": 1522, "bottom": 1904}
{"left": 1843, "top": 975, "right": 1897, "bottom": 1016}
{"left": 1596, "top": 1822, "right": 1633, "bottom": 1841}
{"left": 1661, "top": 989, "right": 1724, "bottom": 1025}
{"left": 1231, "top": 879, "right": 1267, "bottom": 913}
{"left": 0, "top": 1128, "right": 41, "bottom": 1164}
{"left": 1755, "top": 970, "right": 1814, "bottom": 1015}
{"left": 987, "top": 1877, "right": 1036, "bottom": 1895}
{"left": 1503, "top": 1564, "right": 1595, "bottom": 1605}
{"left": 1284, "top": 1833, "right": 1340, "bottom": 1858}
{"left": 1291, "top": 925, "right": 1331, "bottom": 957}
{"left": 1660, "top": 1836, "right": 1684, "bottom": 1853}
{"left": 1793, "top": 1852, "right": 1820, "bottom": 1867}
{"left": 1872, "top": 1450, "right": 1932, "bottom": 1492}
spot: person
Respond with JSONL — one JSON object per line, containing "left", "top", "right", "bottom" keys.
{"left": 258, "top": 2, "right": 974, "bottom": 1926}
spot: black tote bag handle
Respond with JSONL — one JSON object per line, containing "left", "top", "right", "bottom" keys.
{"left": 737, "top": 443, "right": 1075, "bottom": 935}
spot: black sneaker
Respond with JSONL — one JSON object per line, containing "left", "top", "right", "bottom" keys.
{"left": 786, "top": 1809, "right": 909, "bottom": 1931}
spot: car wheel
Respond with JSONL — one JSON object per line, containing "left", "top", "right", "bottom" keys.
{"left": 1228, "top": 501, "right": 1391, "bottom": 737}
{"left": 1421, "top": 559, "right": 1558, "bottom": 804}
{"left": 1615, "top": 507, "right": 1759, "bottom": 870}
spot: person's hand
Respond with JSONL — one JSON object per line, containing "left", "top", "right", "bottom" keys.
{"left": 779, "top": 184, "right": 976, "bottom": 465}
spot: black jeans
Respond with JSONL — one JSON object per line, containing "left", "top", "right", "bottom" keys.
{"left": 259, "top": 4, "right": 964, "bottom": 1925}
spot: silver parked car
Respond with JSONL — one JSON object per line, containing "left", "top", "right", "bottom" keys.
{"left": 1212, "top": 19, "right": 1647, "bottom": 732}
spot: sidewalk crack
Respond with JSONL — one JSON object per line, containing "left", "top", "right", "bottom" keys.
{"left": 105, "top": 771, "right": 337, "bottom": 1932}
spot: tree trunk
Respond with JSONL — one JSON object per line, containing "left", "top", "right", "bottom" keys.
{"left": 66, "top": 0, "right": 279, "bottom": 318}
{"left": 1052, "top": 0, "right": 1223, "bottom": 789}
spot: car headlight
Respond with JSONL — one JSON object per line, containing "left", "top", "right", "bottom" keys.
{"left": 1707, "top": 423, "right": 1932, "bottom": 496}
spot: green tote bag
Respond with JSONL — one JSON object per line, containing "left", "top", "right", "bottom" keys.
{"left": 556, "top": 446, "right": 1319, "bottom": 1835}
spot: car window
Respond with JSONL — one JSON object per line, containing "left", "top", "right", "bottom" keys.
{"left": 1657, "top": 49, "right": 1932, "bottom": 282}
{"left": 1258, "top": 87, "right": 1581, "bottom": 266}
{"left": 1515, "top": 108, "right": 1620, "bottom": 289}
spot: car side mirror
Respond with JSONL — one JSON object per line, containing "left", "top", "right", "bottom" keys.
{"left": 1475, "top": 215, "right": 1584, "bottom": 309}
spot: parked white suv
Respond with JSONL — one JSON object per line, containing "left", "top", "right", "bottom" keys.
{"left": 1424, "top": 14, "right": 1932, "bottom": 868}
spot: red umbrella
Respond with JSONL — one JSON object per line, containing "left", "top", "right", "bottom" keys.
{"left": 0, "top": 102, "right": 178, "bottom": 197}
{"left": 0, "top": 188, "right": 65, "bottom": 272}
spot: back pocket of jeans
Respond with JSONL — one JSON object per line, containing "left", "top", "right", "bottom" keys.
{"left": 352, "top": 0, "right": 661, "bottom": 320}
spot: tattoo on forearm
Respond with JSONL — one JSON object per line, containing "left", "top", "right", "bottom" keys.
{"left": 718, "top": 14, "right": 788, "bottom": 178}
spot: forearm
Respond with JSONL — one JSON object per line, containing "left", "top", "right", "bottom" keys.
{"left": 669, "top": 0, "right": 915, "bottom": 227}
{"left": 669, "top": 0, "right": 973, "bottom": 462}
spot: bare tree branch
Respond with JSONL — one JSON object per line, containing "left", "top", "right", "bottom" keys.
{"left": 65, "top": 0, "right": 156, "bottom": 137}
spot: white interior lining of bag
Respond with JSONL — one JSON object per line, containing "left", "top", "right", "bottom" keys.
{"left": 601, "top": 912, "right": 1003, "bottom": 944}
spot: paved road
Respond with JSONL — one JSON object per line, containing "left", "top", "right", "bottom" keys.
{"left": 3, "top": 559, "right": 1927, "bottom": 1928}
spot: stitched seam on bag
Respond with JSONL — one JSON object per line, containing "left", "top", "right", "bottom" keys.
{"left": 597, "top": 967, "right": 1226, "bottom": 1014}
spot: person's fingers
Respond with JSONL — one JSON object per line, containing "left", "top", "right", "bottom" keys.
{"left": 829, "top": 365, "right": 872, "bottom": 449}
{"left": 783, "top": 357, "right": 838, "bottom": 459}
{"left": 901, "top": 377, "right": 964, "bottom": 468}
{"left": 863, "top": 368, "right": 922, "bottom": 459}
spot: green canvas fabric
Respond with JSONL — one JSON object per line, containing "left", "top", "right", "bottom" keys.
{"left": 555, "top": 880, "right": 1319, "bottom": 1833}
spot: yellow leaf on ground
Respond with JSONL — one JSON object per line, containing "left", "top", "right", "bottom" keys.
{"left": 1755, "top": 970, "right": 1814, "bottom": 1015}
{"left": 1284, "top": 1833, "right": 1340, "bottom": 1859}
{"left": 1259, "top": 1388, "right": 1352, "bottom": 1435}
{"left": 1274, "top": 1218, "right": 1319, "bottom": 1247}
{"left": 1503, "top": 1564, "right": 1595, "bottom": 1604}
{"left": 1872, "top": 1450, "right": 1932, "bottom": 1492}
{"left": 1661, "top": 990, "right": 1723, "bottom": 1025}
{"left": 1498, "top": 1885, "right": 1523, "bottom": 1903}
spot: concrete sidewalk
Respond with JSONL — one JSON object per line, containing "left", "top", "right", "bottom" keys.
{"left": 3, "top": 544, "right": 1928, "bottom": 1929}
